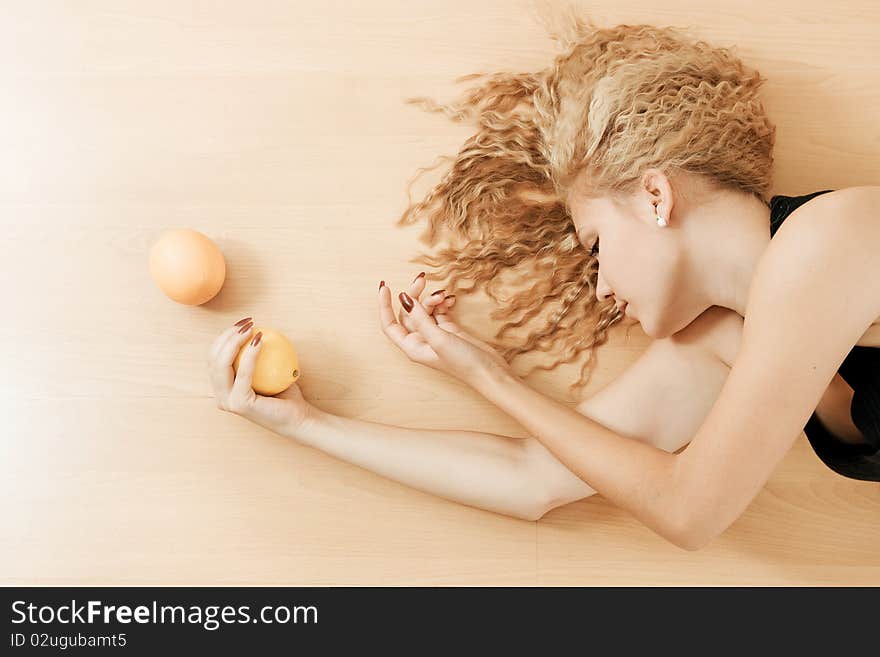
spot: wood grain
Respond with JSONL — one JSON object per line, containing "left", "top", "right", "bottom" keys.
{"left": 1, "top": 0, "right": 878, "bottom": 585}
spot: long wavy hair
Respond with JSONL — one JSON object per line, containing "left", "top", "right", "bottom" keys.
{"left": 395, "top": 8, "right": 776, "bottom": 400}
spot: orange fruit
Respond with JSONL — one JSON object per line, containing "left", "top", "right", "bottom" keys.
{"left": 233, "top": 327, "right": 301, "bottom": 395}
{"left": 149, "top": 228, "right": 226, "bottom": 305}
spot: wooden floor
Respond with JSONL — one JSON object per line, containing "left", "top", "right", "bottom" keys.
{"left": 2, "top": 1, "right": 879, "bottom": 585}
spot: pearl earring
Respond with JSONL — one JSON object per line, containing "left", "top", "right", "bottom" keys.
{"left": 655, "top": 203, "right": 667, "bottom": 227}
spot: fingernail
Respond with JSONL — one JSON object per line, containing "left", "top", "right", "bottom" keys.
{"left": 430, "top": 289, "right": 446, "bottom": 296}
{"left": 234, "top": 317, "right": 252, "bottom": 327}
{"left": 238, "top": 321, "right": 253, "bottom": 334}
{"left": 446, "top": 295, "right": 456, "bottom": 301}
{"left": 399, "top": 291, "right": 413, "bottom": 313}
{"left": 379, "top": 280, "right": 385, "bottom": 291}
{"left": 251, "top": 331, "right": 263, "bottom": 346}
{"left": 412, "top": 271, "right": 425, "bottom": 284}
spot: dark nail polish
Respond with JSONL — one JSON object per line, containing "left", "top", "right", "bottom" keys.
{"left": 251, "top": 331, "right": 262, "bottom": 346}
{"left": 399, "top": 292, "right": 413, "bottom": 313}
{"left": 379, "top": 280, "right": 385, "bottom": 290}
{"left": 412, "top": 271, "right": 425, "bottom": 284}
{"left": 430, "top": 289, "right": 446, "bottom": 296}
{"left": 239, "top": 321, "right": 253, "bottom": 334}
{"left": 446, "top": 295, "right": 456, "bottom": 300}
{"left": 234, "top": 317, "right": 252, "bottom": 327}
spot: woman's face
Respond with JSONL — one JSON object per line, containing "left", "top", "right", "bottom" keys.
{"left": 569, "top": 192, "right": 696, "bottom": 339}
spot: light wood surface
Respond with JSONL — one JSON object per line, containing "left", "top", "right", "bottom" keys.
{"left": 2, "top": 0, "right": 879, "bottom": 585}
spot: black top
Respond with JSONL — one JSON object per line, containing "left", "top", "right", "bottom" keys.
{"left": 769, "top": 190, "right": 880, "bottom": 481}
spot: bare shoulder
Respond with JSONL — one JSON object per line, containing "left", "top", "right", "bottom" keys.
{"left": 767, "top": 184, "right": 880, "bottom": 316}
{"left": 774, "top": 185, "right": 880, "bottom": 242}
{"left": 825, "top": 184, "right": 880, "bottom": 209}
{"left": 668, "top": 186, "right": 880, "bottom": 367}
{"left": 667, "top": 188, "right": 880, "bottom": 545}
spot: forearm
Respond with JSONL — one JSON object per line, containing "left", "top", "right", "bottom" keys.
{"left": 283, "top": 407, "right": 547, "bottom": 521}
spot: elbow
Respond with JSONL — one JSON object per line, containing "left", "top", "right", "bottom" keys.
{"left": 673, "top": 527, "right": 713, "bottom": 552}
{"left": 520, "top": 500, "right": 549, "bottom": 522}
{"left": 520, "top": 480, "right": 554, "bottom": 521}
{"left": 670, "top": 510, "right": 718, "bottom": 552}
{"left": 666, "top": 464, "right": 720, "bottom": 551}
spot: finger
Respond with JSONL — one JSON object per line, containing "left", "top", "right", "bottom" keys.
{"left": 399, "top": 279, "right": 443, "bottom": 331}
{"left": 378, "top": 282, "right": 411, "bottom": 349}
{"left": 399, "top": 291, "right": 450, "bottom": 348}
{"left": 210, "top": 321, "right": 254, "bottom": 400}
{"left": 217, "top": 321, "right": 256, "bottom": 368}
{"left": 399, "top": 305, "right": 432, "bottom": 333}
{"left": 433, "top": 293, "right": 455, "bottom": 315}
{"left": 399, "top": 295, "right": 440, "bottom": 332}
{"left": 435, "top": 313, "right": 500, "bottom": 354}
{"left": 379, "top": 284, "right": 438, "bottom": 363}
{"left": 424, "top": 289, "right": 447, "bottom": 313}
{"left": 209, "top": 316, "right": 253, "bottom": 361}
{"left": 408, "top": 271, "right": 427, "bottom": 302}
{"left": 434, "top": 314, "right": 475, "bottom": 342}
{"left": 208, "top": 321, "right": 251, "bottom": 399}
{"left": 208, "top": 358, "right": 235, "bottom": 400}
{"left": 231, "top": 330, "right": 262, "bottom": 401}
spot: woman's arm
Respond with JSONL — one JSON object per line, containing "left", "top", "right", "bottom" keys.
{"left": 285, "top": 407, "right": 549, "bottom": 521}
{"left": 532, "top": 308, "right": 737, "bottom": 514}
{"left": 478, "top": 368, "right": 692, "bottom": 544}
{"left": 210, "top": 318, "right": 549, "bottom": 522}
{"left": 283, "top": 311, "right": 735, "bottom": 525}
{"left": 394, "top": 295, "right": 697, "bottom": 547}
{"left": 428, "top": 194, "right": 880, "bottom": 550}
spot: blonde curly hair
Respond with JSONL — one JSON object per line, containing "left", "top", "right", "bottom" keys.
{"left": 395, "top": 8, "right": 776, "bottom": 400}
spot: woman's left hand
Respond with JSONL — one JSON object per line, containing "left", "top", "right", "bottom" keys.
{"left": 377, "top": 274, "right": 517, "bottom": 389}
{"left": 207, "top": 318, "right": 314, "bottom": 438}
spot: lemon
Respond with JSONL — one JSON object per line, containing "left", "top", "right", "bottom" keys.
{"left": 233, "top": 327, "right": 301, "bottom": 395}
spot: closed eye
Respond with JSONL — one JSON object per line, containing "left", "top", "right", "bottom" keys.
{"left": 576, "top": 226, "right": 599, "bottom": 256}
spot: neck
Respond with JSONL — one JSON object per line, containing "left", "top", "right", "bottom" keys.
{"left": 692, "top": 193, "right": 772, "bottom": 317}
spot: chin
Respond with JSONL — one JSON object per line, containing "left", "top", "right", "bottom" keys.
{"left": 654, "top": 318, "right": 689, "bottom": 340}
{"left": 641, "top": 323, "right": 661, "bottom": 338}
{"left": 638, "top": 315, "right": 673, "bottom": 340}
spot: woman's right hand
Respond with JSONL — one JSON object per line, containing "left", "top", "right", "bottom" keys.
{"left": 381, "top": 273, "right": 511, "bottom": 370}
{"left": 207, "top": 317, "right": 314, "bottom": 438}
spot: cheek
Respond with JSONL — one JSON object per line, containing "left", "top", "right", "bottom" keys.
{"left": 625, "top": 242, "right": 666, "bottom": 292}
{"left": 607, "top": 226, "right": 670, "bottom": 301}
{"left": 625, "top": 249, "right": 675, "bottom": 319}
{"left": 644, "top": 254, "right": 685, "bottom": 326}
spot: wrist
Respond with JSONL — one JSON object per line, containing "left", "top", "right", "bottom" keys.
{"left": 281, "top": 403, "right": 323, "bottom": 446}
{"left": 471, "top": 361, "right": 521, "bottom": 398}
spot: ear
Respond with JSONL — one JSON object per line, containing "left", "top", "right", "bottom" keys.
{"left": 641, "top": 168, "right": 674, "bottom": 224}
